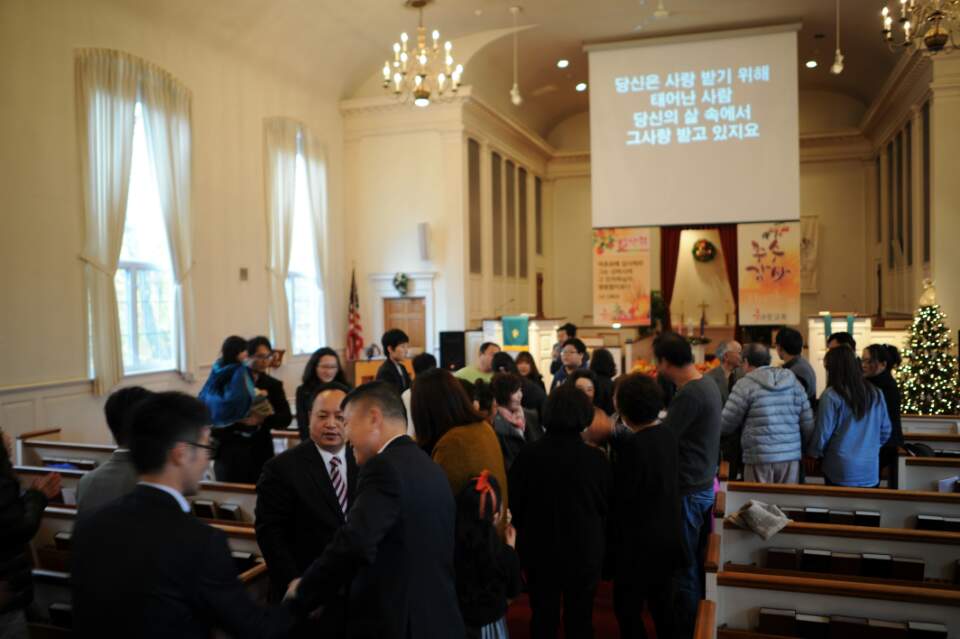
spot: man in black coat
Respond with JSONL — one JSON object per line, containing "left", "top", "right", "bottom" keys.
{"left": 71, "top": 391, "right": 291, "bottom": 639}
{"left": 286, "top": 382, "right": 464, "bottom": 639}
{"left": 509, "top": 385, "right": 612, "bottom": 639}
{"left": 256, "top": 383, "right": 358, "bottom": 632}
{"left": 214, "top": 336, "right": 293, "bottom": 483}
{"left": 375, "top": 329, "right": 411, "bottom": 394}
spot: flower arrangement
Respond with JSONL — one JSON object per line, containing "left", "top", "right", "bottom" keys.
{"left": 392, "top": 272, "right": 409, "bottom": 296}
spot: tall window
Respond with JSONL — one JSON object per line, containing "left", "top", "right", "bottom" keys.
{"left": 286, "top": 147, "right": 326, "bottom": 355}
{"left": 875, "top": 157, "right": 881, "bottom": 244}
{"left": 886, "top": 142, "right": 894, "bottom": 269}
{"left": 922, "top": 101, "right": 931, "bottom": 263}
{"left": 468, "top": 139, "right": 482, "bottom": 274}
{"left": 519, "top": 167, "right": 528, "bottom": 278}
{"left": 506, "top": 160, "right": 516, "bottom": 277}
{"left": 905, "top": 121, "right": 913, "bottom": 266}
{"left": 115, "top": 103, "right": 177, "bottom": 374}
{"left": 492, "top": 153, "right": 503, "bottom": 276}
{"left": 535, "top": 176, "right": 543, "bottom": 256}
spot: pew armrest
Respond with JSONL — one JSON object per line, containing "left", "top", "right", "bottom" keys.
{"left": 705, "top": 533, "right": 721, "bottom": 573}
{"left": 694, "top": 599, "right": 717, "bottom": 639}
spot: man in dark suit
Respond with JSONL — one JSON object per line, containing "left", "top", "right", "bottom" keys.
{"left": 72, "top": 391, "right": 291, "bottom": 639}
{"left": 256, "top": 383, "right": 357, "bottom": 632}
{"left": 375, "top": 329, "right": 411, "bottom": 394}
{"left": 286, "top": 382, "right": 464, "bottom": 639}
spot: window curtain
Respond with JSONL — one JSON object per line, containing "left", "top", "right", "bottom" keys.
{"left": 659, "top": 226, "right": 683, "bottom": 331}
{"left": 264, "top": 118, "right": 300, "bottom": 352}
{"left": 140, "top": 64, "right": 198, "bottom": 381}
{"left": 302, "top": 130, "right": 330, "bottom": 342}
{"left": 717, "top": 224, "right": 741, "bottom": 341}
{"left": 75, "top": 49, "right": 139, "bottom": 395}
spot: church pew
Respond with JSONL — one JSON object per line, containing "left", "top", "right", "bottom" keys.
{"left": 713, "top": 570, "right": 960, "bottom": 636}
{"left": 271, "top": 428, "right": 299, "bottom": 455}
{"left": 905, "top": 432, "right": 960, "bottom": 453}
{"left": 695, "top": 599, "right": 717, "bottom": 639}
{"left": 18, "top": 437, "right": 114, "bottom": 470}
{"left": 32, "top": 507, "right": 263, "bottom": 571}
{"left": 720, "top": 519, "right": 960, "bottom": 582}
{"left": 903, "top": 415, "right": 960, "bottom": 435}
{"left": 898, "top": 456, "right": 960, "bottom": 492}
{"left": 726, "top": 481, "right": 960, "bottom": 530}
{"left": 14, "top": 465, "right": 259, "bottom": 523}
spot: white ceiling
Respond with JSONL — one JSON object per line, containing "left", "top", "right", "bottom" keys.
{"left": 114, "top": 0, "right": 904, "bottom": 137}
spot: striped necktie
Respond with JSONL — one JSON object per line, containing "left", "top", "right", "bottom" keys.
{"left": 329, "top": 456, "right": 348, "bottom": 515}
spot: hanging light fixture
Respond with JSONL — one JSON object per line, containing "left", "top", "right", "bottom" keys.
{"left": 831, "top": 0, "right": 845, "bottom": 74}
{"left": 880, "top": 0, "right": 959, "bottom": 55}
{"left": 509, "top": 6, "right": 523, "bottom": 106}
{"left": 382, "top": 0, "right": 463, "bottom": 108}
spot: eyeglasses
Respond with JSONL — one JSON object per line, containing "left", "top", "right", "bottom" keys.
{"left": 181, "top": 440, "right": 218, "bottom": 458}
{"left": 251, "top": 352, "right": 274, "bottom": 361}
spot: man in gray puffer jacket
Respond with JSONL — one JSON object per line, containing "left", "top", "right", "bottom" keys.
{"left": 721, "top": 343, "right": 814, "bottom": 484}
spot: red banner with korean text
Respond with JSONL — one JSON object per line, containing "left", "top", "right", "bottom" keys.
{"left": 737, "top": 221, "right": 800, "bottom": 325}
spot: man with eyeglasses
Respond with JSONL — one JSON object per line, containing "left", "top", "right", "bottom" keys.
{"left": 72, "top": 391, "right": 292, "bottom": 638}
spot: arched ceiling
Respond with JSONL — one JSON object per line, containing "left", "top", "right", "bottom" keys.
{"left": 109, "top": 0, "right": 903, "bottom": 138}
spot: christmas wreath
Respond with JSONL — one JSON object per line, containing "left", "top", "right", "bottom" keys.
{"left": 692, "top": 239, "right": 717, "bottom": 263}
{"left": 392, "top": 272, "right": 409, "bottom": 296}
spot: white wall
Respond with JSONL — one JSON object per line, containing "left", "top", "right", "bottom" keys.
{"left": 0, "top": 0, "right": 345, "bottom": 440}
{"left": 672, "top": 230, "right": 736, "bottom": 328}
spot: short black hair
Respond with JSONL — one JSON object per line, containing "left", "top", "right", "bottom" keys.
{"left": 652, "top": 332, "right": 693, "bottom": 367}
{"left": 479, "top": 342, "right": 500, "bottom": 355}
{"left": 562, "top": 337, "right": 587, "bottom": 355}
{"left": 543, "top": 384, "right": 594, "bottom": 433}
{"left": 307, "top": 382, "right": 353, "bottom": 416}
{"left": 558, "top": 323, "right": 577, "bottom": 337}
{"left": 827, "top": 331, "right": 857, "bottom": 351}
{"left": 342, "top": 381, "right": 408, "bottom": 424}
{"left": 742, "top": 343, "right": 772, "bottom": 368}
{"left": 381, "top": 329, "right": 410, "bottom": 354}
{"left": 128, "top": 392, "right": 210, "bottom": 475}
{"left": 104, "top": 386, "right": 153, "bottom": 446}
{"left": 865, "top": 343, "right": 902, "bottom": 369}
{"left": 246, "top": 335, "right": 272, "bottom": 356}
{"left": 472, "top": 380, "right": 493, "bottom": 413}
{"left": 775, "top": 327, "right": 804, "bottom": 356}
{"left": 220, "top": 335, "right": 247, "bottom": 365}
{"left": 490, "top": 372, "right": 523, "bottom": 406}
{"left": 412, "top": 352, "right": 437, "bottom": 375}
{"left": 491, "top": 351, "right": 518, "bottom": 374}
{"left": 615, "top": 374, "right": 664, "bottom": 426}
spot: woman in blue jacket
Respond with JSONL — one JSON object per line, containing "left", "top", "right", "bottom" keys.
{"left": 806, "top": 346, "right": 891, "bottom": 487}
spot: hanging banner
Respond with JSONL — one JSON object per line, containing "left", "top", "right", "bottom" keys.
{"left": 592, "top": 228, "right": 651, "bottom": 326}
{"left": 738, "top": 221, "right": 801, "bottom": 325}
{"left": 502, "top": 316, "right": 529, "bottom": 352}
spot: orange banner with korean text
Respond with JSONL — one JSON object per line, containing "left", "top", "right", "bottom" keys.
{"left": 737, "top": 221, "right": 800, "bottom": 325}
{"left": 592, "top": 228, "right": 651, "bottom": 326}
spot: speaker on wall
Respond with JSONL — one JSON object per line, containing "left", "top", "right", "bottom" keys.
{"left": 418, "top": 222, "right": 430, "bottom": 261}
{"left": 439, "top": 331, "right": 466, "bottom": 372}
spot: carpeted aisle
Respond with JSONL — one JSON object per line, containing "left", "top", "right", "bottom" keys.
{"left": 505, "top": 582, "right": 655, "bottom": 638}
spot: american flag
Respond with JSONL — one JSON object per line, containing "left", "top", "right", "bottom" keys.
{"left": 346, "top": 268, "right": 364, "bottom": 361}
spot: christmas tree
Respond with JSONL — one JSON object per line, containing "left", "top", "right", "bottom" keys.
{"left": 898, "top": 281, "right": 960, "bottom": 415}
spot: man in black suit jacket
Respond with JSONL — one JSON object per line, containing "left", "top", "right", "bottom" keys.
{"left": 72, "top": 391, "right": 291, "bottom": 639}
{"left": 375, "top": 328, "right": 411, "bottom": 394}
{"left": 256, "top": 383, "right": 358, "bottom": 632}
{"left": 286, "top": 382, "right": 464, "bottom": 639}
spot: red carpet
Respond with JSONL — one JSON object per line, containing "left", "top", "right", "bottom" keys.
{"left": 506, "top": 582, "right": 655, "bottom": 638}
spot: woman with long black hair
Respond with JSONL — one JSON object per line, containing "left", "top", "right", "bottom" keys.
{"left": 295, "top": 347, "right": 350, "bottom": 440}
{"left": 863, "top": 344, "right": 903, "bottom": 487}
{"left": 806, "top": 346, "right": 892, "bottom": 487}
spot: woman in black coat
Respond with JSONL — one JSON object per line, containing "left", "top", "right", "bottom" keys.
{"left": 863, "top": 344, "right": 903, "bottom": 487}
{"left": 295, "top": 347, "right": 351, "bottom": 440}
{"left": 0, "top": 431, "right": 61, "bottom": 634}
{"left": 588, "top": 348, "right": 617, "bottom": 416}
{"left": 606, "top": 374, "right": 684, "bottom": 639}
{"left": 508, "top": 385, "right": 612, "bottom": 639}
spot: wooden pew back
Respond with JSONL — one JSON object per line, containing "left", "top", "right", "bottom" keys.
{"left": 898, "top": 456, "right": 960, "bottom": 492}
{"left": 726, "top": 481, "right": 960, "bottom": 529}
{"left": 903, "top": 415, "right": 960, "bottom": 435}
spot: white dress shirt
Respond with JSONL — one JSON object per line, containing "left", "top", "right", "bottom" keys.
{"left": 138, "top": 481, "right": 191, "bottom": 513}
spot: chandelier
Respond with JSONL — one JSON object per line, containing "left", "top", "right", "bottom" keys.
{"left": 880, "top": 0, "right": 959, "bottom": 54}
{"left": 382, "top": 0, "right": 463, "bottom": 108}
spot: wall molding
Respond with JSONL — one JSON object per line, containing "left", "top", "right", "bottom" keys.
{"left": 860, "top": 50, "right": 933, "bottom": 149}
{"left": 799, "top": 129, "right": 874, "bottom": 164}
